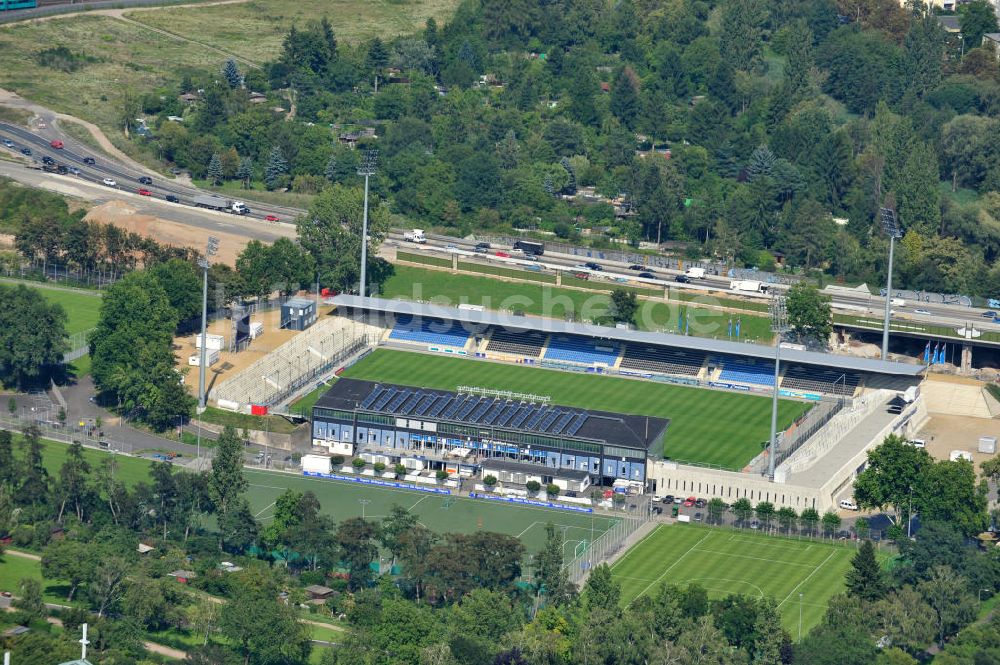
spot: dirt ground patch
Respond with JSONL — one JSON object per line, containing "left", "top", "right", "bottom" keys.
{"left": 174, "top": 303, "right": 336, "bottom": 397}
{"left": 915, "top": 414, "right": 999, "bottom": 469}
{"left": 85, "top": 200, "right": 249, "bottom": 265}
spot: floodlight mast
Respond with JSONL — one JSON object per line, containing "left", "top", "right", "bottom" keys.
{"left": 357, "top": 150, "right": 378, "bottom": 298}
{"left": 198, "top": 236, "right": 220, "bottom": 413}
{"left": 879, "top": 208, "right": 902, "bottom": 361}
{"left": 768, "top": 294, "right": 789, "bottom": 481}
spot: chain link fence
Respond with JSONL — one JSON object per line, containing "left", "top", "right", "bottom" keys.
{"left": 563, "top": 507, "right": 651, "bottom": 586}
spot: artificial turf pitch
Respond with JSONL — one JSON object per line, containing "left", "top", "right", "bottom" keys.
{"left": 611, "top": 524, "right": 855, "bottom": 636}
{"left": 342, "top": 349, "right": 812, "bottom": 470}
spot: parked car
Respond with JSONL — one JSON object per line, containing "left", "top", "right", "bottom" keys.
{"left": 495, "top": 251, "right": 510, "bottom": 258}
{"left": 82, "top": 156, "right": 96, "bottom": 165}
{"left": 67, "top": 167, "right": 80, "bottom": 175}
{"left": 137, "top": 188, "right": 152, "bottom": 196}
{"left": 49, "top": 139, "right": 64, "bottom": 149}
{"left": 674, "top": 275, "right": 691, "bottom": 283}
{"left": 662, "top": 495, "right": 675, "bottom": 504}
{"left": 584, "top": 262, "right": 603, "bottom": 271}
{"left": 683, "top": 496, "right": 696, "bottom": 507}
{"left": 628, "top": 264, "right": 644, "bottom": 270}
{"left": 694, "top": 512, "right": 703, "bottom": 522}
{"left": 749, "top": 520, "right": 761, "bottom": 529}
{"left": 102, "top": 177, "right": 117, "bottom": 187}
{"left": 572, "top": 271, "right": 589, "bottom": 280}
{"left": 673, "top": 496, "right": 684, "bottom": 504}
{"left": 639, "top": 272, "right": 656, "bottom": 279}
{"left": 20, "top": 147, "right": 31, "bottom": 156}
{"left": 695, "top": 498, "right": 706, "bottom": 508}
{"left": 652, "top": 506, "right": 663, "bottom": 515}
{"left": 264, "top": 214, "right": 279, "bottom": 222}
{"left": 165, "top": 194, "right": 179, "bottom": 203}
{"left": 137, "top": 176, "right": 152, "bottom": 185}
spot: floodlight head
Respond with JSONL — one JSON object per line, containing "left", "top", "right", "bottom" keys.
{"left": 879, "top": 207, "right": 902, "bottom": 239}
{"left": 207, "top": 236, "right": 220, "bottom": 256}
{"left": 770, "top": 294, "right": 789, "bottom": 334}
{"left": 357, "top": 149, "right": 378, "bottom": 176}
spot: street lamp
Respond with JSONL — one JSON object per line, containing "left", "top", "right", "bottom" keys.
{"left": 798, "top": 592, "right": 804, "bottom": 641}
{"left": 197, "top": 236, "right": 220, "bottom": 413}
{"left": 358, "top": 498, "right": 371, "bottom": 520}
{"left": 879, "top": 208, "right": 902, "bottom": 361}
{"left": 357, "top": 149, "right": 378, "bottom": 298}
{"left": 768, "top": 294, "right": 789, "bottom": 481}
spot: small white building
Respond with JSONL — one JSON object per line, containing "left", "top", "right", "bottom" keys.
{"left": 481, "top": 459, "right": 592, "bottom": 494}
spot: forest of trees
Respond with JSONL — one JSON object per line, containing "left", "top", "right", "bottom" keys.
{"left": 126, "top": 0, "right": 1000, "bottom": 298}
{"left": 1, "top": 431, "right": 998, "bottom": 664}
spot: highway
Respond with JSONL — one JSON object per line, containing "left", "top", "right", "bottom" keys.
{"left": 2, "top": 117, "right": 998, "bottom": 337}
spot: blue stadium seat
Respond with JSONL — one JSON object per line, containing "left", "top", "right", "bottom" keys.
{"left": 389, "top": 317, "right": 470, "bottom": 347}
{"left": 544, "top": 335, "right": 620, "bottom": 365}
{"left": 718, "top": 358, "right": 775, "bottom": 386}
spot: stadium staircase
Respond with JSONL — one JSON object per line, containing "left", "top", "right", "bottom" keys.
{"left": 212, "top": 317, "right": 382, "bottom": 409}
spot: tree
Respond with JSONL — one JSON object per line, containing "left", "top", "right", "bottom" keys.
{"left": 747, "top": 145, "right": 776, "bottom": 181}
{"left": 610, "top": 66, "right": 639, "bottom": 129}
{"left": 895, "top": 142, "right": 941, "bottom": 236}
{"left": 732, "top": 497, "right": 753, "bottom": 525}
{"left": 381, "top": 504, "right": 417, "bottom": 568}
{"left": 90, "top": 556, "right": 130, "bottom": 618}
{"left": 609, "top": 289, "right": 639, "bottom": 325}
{"left": 846, "top": 540, "right": 886, "bottom": 601}
{"left": 150, "top": 258, "right": 202, "bottom": 324}
{"left": 874, "top": 587, "right": 936, "bottom": 654}
{"left": 755, "top": 501, "right": 775, "bottom": 532}
{"left": 235, "top": 157, "right": 254, "bottom": 188}
{"left": 916, "top": 459, "right": 987, "bottom": 537}
{"left": 222, "top": 59, "right": 242, "bottom": 89}
{"left": 777, "top": 506, "right": 797, "bottom": 534}
{"left": 918, "top": 565, "right": 977, "bottom": 646}
{"left": 799, "top": 507, "right": 820, "bottom": 536}
{"left": 366, "top": 37, "right": 389, "bottom": 77}
{"left": 821, "top": 511, "right": 841, "bottom": 539}
{"left": 533, "top": 523, "right": 576, "bottom": 607}
{"left": 218, "top": 499, "right": 258, "bottom": 554}
{"left": 14, "top": 577, "right": 45, "bottom": 621}
{"left": 55, "top": 442, "right": 91, "bottom": 523}
{"left": 336, "top": 517, "right": 380, "bottom": 589}
{"left": 0, "top": 284, "right": 69, "bottom": 390}
{"left": 208, "top": 425, "right": 248, "bottom": 525}
{"left": 220, "top": 582, "right": 311, "bottom": 665}
{"left": 263, "top": 146, "right": 288, "bottom": 191}
{"left": 584, "top": 564, "right": 620, "bottom": 611}
{"left": 751, "top": 597, "right": 784, "bottom": 665}
{"left": 853, "top": 434, "right": 932, "bottom": 525}
{"left": 959, "top": 0, "right": 999, "bottom": 51}
{"left": 707, "top": 498, "right": 727, "bottom": 525}
{"left": 786, "top": 282, "right": 832, "bottom": 345}
{"left": 720, "top": 0, "right": 769, "bottom": 72}
{"left": 18, "top": 426, "right": 49, "bottom": 508}
{"left": 207, "top": 153, "right": 224, "bottom": 185}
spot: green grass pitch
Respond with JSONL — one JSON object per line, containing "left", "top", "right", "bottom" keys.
{"left": 610, "top": 524, "right": 856, "bottom": 636}
{"left": 245, "top": 469, "right": 617, "bottom": 555}
{"left": 9, "top": 281, "right": 102, "bottom": 336}
{"left": 342, "top": 349, "right": 812, "bottom": 470}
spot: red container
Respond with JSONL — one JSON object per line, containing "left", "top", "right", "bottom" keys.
{"left": 250, "top": 404, "right": 269, "bottom": 416}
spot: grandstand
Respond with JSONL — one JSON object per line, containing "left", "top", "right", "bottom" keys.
{"left": 543, "top": 335, "right": 622, "bottom": 366}
{"left": 387, "top": 316, "right": 472, "bottom": 349}
{"left": 620, "top": 346, "right": 707, "bottom": 378}
{"left": 781, "top": 365, "right": 860, "bottom": 397}
{"left": 716, "top": 357, "right": 777, "bottom": 387}
{"left": 486, "top": 328, "right": 546, "bottom": 358}
{"left": 212, "top": 316, "right": 381, "bottom": 410}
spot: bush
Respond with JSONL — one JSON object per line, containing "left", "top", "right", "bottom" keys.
{"left": 545, "top": 483, "right": 560, "bottom": 497}
{"left": 331, "top": 455, "right": 345, "bottom": 466}
{"left": 435, "top": 469, "right": 449, "bottom": 481}
{"left": 373, "top": 462, "right": 386, "bottom": 473}
{"left": 525, "top": 480, "right": 541, "bottom": 494}
{"left": 352, "top": 457, "right": 366, "bottom": 470}
{"left": 394, "top": 463, "right": 407, "bottom": 478}
{"left": 483, "top": 475, "right": 498, "bottom": 488}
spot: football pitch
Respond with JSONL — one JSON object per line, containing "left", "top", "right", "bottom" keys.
{"left": 342, "top": 349, "right": 812, "bottom": 469}
{"left": 245, "top": 469, "right": 618, "bottom": 556}
{"left": 610, "top": 524, "right": 856, "bottom": 636}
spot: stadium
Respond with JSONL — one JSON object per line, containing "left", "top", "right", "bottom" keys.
{"left": 206, "top": 293, "right": 925, "bottom": 514}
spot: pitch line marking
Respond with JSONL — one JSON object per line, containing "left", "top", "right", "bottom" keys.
{"left": 408, "top": 495, "right": 429, "bottom": 511}
{"left": 517, "top": 521, "right": 541, "bottom": 539}
{"left": 686, "top": 577, "right": 766, "bottom": 598}
{"left": 254, "top": 501, "right": 276, "bottom": 518}
{"left": 777, "top": 551, "right": 837, "bottom": 608}
{"left": 691, "top": 548, "right": 816, "bottom": 568}
{"left": 627, "top": 533, "right": 711, "bottom": 607}
{"left": 610, "top": 524, "right": 663, "bottom": 570}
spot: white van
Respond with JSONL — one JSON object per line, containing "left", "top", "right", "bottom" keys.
{"left": 839, "top": 499, "right": 859, "bottom": 511}
{"left": 890, "top": 297, "right": 906, "bottom": 307}
{"left": 908, "top": 439, "right": 926, "bottom": 448}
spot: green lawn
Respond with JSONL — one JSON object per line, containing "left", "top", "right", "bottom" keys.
{"left": 198, "top": 405, "right": 300, "bottom": 434}
{"left": 610, "top": 524, "right": 858, "bottom": 638}
{"left": 4, "top": 281, "right": 102, "bottom": 336}
{"left": 245, "top": 468, "right": 616, "bottom": 555}
{"left": 289, "top": 380, "right": 336, "bottom": 417}
{"left": 343, "top": 349, "right": 811, "bottom": 469}
{"left": 0, "top": 553, "right": 71, "bottom": 605}
{"left": 381, "top": 265, "right": 774, "bottom": 342}
{"left": 31, "top": 436, "right": 154, "bottom": 487}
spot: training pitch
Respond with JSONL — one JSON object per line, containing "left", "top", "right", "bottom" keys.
{"left": 342, "top": 349, "right": 812, "bottom": 469}
{"left": 610, "top": 524, "right": 855, "bottom": 635}
{"left": 245, "top": 469, "right": 617, "bottom": 556}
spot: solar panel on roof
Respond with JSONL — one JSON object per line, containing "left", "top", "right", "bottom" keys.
{"left": 524, "top": 407, "right": 546, "bottom": 430}
{"left": 550, "top": 411, "right": 575, "bottom": 435}
{"left": 497, "top": 404, "right": 519, "bottom": 427}
{"left": 414, "top": 394, "right": 436, "bottom": 416}
{"left": 443, "top": 396, "right": 465, "bottom": 419}
{"left": 483, "top": 402, "right": 506, "bottom": 425}
{"left": 456, "top": 399, "right": 478, "bottom": 420}
{"left": 400, "top": 392, "right": 423, "bottom": 413}
{"left": 427, "top": 396, "right": 449, "bottom": 418}
{"left": 537, "top": 410, "right": 561, "bottom": 432}
{"left": 468, "top": 399, "right": 492, "bottom": 422}
{"left": 375, "top": 389, "right": 397, "bottom": 410}
{"left": 566, "top": 412, "right": 588, "bottom": 436}
{"left": 386, "top": 390, "right": 409, "bottom": 412}
{"left": 509, "top": 406, "right": 531, "bottom": 429}
{"left": 360, "top": 388, "right": 383, "bottom": 410}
